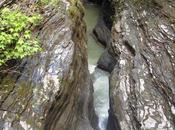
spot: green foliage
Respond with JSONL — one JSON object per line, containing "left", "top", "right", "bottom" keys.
{"left": 0, "top": 8, "right": 42, "bottom": 66}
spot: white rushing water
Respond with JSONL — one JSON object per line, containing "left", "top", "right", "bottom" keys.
{"left": 92, "top": 68, "right": 109, "bottom": 130}
{"left": 84, "top": 4, "right": 110, "bottom": 130}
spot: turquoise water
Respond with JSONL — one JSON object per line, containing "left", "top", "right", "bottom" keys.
{"left": 84, "top": 4, "right": 109, "bottom": 130}
{"left": 84, "top": 4, "right": 104, "bottom": 66}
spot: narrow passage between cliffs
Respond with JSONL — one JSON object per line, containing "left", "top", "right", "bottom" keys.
{"left": 84, "top": 4, "right": 110, "bottom": 130}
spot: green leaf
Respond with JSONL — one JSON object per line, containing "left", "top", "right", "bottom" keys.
{"left": 0, "top": 7, "right": 42, "bottom": 66}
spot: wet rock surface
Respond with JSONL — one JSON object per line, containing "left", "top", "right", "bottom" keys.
{"left": 97, "top": 50, "right": 117, "bottom": 73}
{"left": 93, "top": 15, "right": 118, "bottom": 73}
{"left": 0, "top": 1, "right": 98, "bottom": 130}
{"left": 93, "top": 19, "right": 111, "bottom": 47}
{"left": 108, "top": 0, "right": 175, "bottom": 130}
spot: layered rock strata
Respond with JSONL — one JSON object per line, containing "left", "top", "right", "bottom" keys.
{"left": 0, "top": 1, "right": 98, "bottom": 130}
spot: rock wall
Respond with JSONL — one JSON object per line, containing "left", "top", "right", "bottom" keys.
{"left": 0, "top": 1, "right": 98, "bottom": 130}
{"left": 107, "top": 0, "right": 175, "bottom": 130}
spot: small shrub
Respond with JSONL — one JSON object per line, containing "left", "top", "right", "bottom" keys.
{"left": 0, "top": 8, "right": 42, "bottom": 66}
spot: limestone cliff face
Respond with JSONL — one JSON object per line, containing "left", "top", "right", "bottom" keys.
{"left": 0, "top": 1, "right": 97, "bottom": 130}
{"left": 107, "top": 0, "right": 175, "bottom": 130}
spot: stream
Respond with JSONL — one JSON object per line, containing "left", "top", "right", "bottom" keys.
{"left": 84, "top": 4, "right": 110, "bottom": 130}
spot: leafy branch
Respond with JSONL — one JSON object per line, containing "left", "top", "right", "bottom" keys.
{"left": 0, "top": 7, "right": 42, "bottom": 66}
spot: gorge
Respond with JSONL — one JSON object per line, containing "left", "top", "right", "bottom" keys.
{"left": 85, "top": 4, "right": 110, "bottom": 130}
{"left": 0, "top": 0, "right": 175, "bottom": 130}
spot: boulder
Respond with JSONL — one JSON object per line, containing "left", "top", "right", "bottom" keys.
{"left": 97, "top": 50, "right": 117, "bottom": 73}
{"left": 93, "top": 19, "right": 111, "bottom": 47}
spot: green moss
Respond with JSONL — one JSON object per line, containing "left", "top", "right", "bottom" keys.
{"left": 68, "top": 0, "right": 84, "bottom": 22}
{"left": 37, "top": 0, "right": 60, "bottom": 6}
{"left": 131, "top": 0, "right": 154, "bottom": 7}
